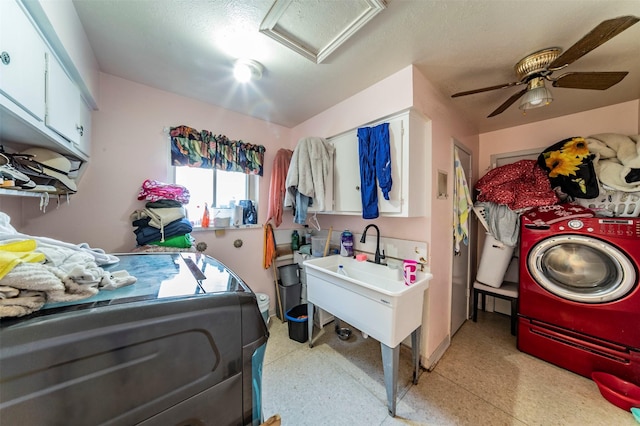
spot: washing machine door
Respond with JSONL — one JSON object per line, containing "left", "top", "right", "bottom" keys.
{"left": 528, "top": 235, "right": 636, "bottom": 303}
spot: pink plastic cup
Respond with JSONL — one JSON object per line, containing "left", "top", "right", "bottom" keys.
{"left": 403, "top": 259, "right": 417, "bottom": 285}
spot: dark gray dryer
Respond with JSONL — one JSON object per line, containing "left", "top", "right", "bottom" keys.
{"left": 0, "top": 253, "right": 269, "bottom": 426}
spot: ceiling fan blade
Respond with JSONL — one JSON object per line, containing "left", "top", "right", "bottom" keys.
{"left": 451, "top": 81, "right": 522, "bottom": 98}
{"left": 549, "top": 16, "right": 640, "bottom": 69}
{"left": 488, "top": 88, "right": 528, "bottom": 118}
{"left": 552, "top": 71, "right": 629, "bottom": 90}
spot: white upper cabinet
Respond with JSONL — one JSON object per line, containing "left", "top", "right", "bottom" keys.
{"left": 331, "top": 108, "right": 430, "bottom": 217}
{"left": 0, "top": 0, "right": 93, "bottom": 164}
{"left": 46, "top": 53, "right": 83, "bottom": 146}
{"left": 0, "top": 0, "right": 46, "bottom": 121}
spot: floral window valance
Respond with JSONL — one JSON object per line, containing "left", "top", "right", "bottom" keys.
{"left": 170, "top": 125, "right": 265, "bottom": 176}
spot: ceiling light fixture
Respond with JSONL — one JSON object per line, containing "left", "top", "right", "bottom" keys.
{"left": 519, "top": 77, "right": 553, "bottom": 112}
{"left": 233, "top": 59, "right": 264, "bottom": 83}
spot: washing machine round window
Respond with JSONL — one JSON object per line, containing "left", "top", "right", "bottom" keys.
{"left": 528, "top": 235, "right": 636, "bottom": 303}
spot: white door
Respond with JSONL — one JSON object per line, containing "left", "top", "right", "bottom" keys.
{"left": 451, "top": 144, "right": 472, "bottom": 335}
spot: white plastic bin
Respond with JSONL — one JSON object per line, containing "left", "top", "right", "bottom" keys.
{"left": 256, "top": 293, "right": 270, "bottom": 325}
{"left": 476, "top": 233, "right": 515, "bottom": 288}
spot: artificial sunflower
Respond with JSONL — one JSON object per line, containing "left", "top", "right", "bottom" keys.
{"left": 545, "top": 150, "right": 582, "bottom": 178}
{"left": 561, "top": 137, "right": 590, "bottom": 159}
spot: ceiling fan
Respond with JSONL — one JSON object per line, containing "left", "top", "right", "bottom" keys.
{"left": 451, "top": 15, "right": 639, "bottom": 118}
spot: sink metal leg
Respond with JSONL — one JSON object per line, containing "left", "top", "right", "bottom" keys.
{"left": 411, "top": 326, "right": 421, "bottom": 385}
{"left": 380, "top": 343, "right": 399, "bottom": 417}
{"left": 307, "top": 302, "right": 314, "bottom": 348}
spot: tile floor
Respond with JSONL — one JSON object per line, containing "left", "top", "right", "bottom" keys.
{"left": 261, "top": 311, "right": 637, "bottom": 425}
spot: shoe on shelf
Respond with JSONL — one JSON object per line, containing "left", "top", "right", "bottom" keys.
{"left": 0, "top": 153, "right": 36, "bottom": 189}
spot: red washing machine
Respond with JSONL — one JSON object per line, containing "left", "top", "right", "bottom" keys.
{"left": 518, "top": 216, "right": 640, "bottom": 384}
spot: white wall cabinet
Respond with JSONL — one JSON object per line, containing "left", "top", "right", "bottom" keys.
{"left": 0, "top": 0, "right": 46, "bottom": 122}
{"left": 46, "top": 53, "right": 85, "bottom": 147}
{"left": 0, "top": 0, "right": 91, "bottom": 165}
{"left": 331, "top": 108, "right": 430, "bottom": 217}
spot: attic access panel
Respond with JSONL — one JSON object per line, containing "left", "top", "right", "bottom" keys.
{"left": 260, "top": 0, "right": 386, "bottom": 64}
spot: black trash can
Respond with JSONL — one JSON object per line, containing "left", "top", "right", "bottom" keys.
{"left": 285, "top": 304, "right": 309, "bottom": 343}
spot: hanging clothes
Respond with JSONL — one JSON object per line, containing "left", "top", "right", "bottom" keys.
{"left": 453, "top": 148, "right": 473, "bottom": 254}
{"left": 266, "top": 149, "right": 293, "bottom": 227}
{"left": 285, "top": 137, "right": 334, "bottom": 224}
{"left": 263, "top": 223, "right": 277, "bottom": 269}
{"left": 357, "top": 123, "right": 391, "bottom": 219}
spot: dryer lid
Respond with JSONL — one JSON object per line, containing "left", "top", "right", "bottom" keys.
{"left": 528, "top": 235, "right": 636, "bottom": 303}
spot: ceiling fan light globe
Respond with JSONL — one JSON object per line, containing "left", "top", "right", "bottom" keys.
{"left": 519, "top": 86, "right": 553, "bottom": 111}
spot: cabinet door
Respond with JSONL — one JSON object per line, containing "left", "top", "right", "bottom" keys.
{"left": 0, "top": 0, "right": 46, "bottom": 121}
{"left": 332, "top": 131, "right": 361, "bottom": 212}
{"left": 332, "top": 115, "right": 405, "bottom": 214}
{"left": 46, "top": 54, "right": 81, "bottom": 144}
{"left": 74, "top": 99, "right": 91, "bottom": 157}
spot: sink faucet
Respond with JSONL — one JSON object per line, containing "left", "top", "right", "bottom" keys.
{"left": 360, "top": 224, "right": 386, "bottom": 264}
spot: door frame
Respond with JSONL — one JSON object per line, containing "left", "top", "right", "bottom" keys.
{"left": 451, "top": 141, "right": 474, "bottom": 334}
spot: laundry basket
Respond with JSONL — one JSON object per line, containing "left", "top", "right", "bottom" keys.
{"left": 476, "top": 233, "right": 515, "bottom": 288}
{"left": 574, "top": 186, "right": 640, "bottom": 217}
{"left": 472, "top": 204, "right": 490, "bottom": 232}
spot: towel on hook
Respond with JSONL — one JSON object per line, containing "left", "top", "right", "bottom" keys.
{"left": 453, "top": 149, "right": 473, "bottom": 254}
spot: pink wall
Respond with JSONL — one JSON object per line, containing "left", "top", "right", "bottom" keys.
{"left": 288, "top": 65, "right": 480, "bottom": 364}
{"left": 290, "top": 66, "right": 414, "bottom": 145}
{"left": 412, "top": 67, "right": 479, "bottom": 362}
{"left": 479, "top": 100, "right": 640, "bottom": 175}
{"left": 17, "top": 73, "right": 291, "bottom": 307}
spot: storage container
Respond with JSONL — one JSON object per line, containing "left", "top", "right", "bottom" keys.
{"left": 256, "top": 293, "right": 270, "bottom": 325}
{"left": 476, "top": 233, "right": 515, "bottom": 288}
{"left": 311, "top": 236, "right": 325, "bottom": 257}
{"left": 278, "top": 263, "right": 300, "bottom": 286}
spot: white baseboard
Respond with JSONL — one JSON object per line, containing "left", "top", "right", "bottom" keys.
{"left": 423, "top": 334, "right": 451, "bottom": 371}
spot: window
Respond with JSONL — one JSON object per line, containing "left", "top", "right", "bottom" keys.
{"left": 174, "top": 167, "right": 258, "bottom": 227}
{"left": 168, "top": 125, "right": 265, "bottom": 227}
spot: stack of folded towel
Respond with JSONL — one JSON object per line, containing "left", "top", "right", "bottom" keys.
{"left": 131, "top": 179, "right": 194, "bottom": 248}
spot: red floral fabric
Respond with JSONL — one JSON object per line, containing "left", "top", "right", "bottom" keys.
{"left": 475, "top": 160, "right": 558, "bottom": 209}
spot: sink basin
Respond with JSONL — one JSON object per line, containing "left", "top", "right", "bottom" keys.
{"left": 304, "top": 255, "right": 431, "bottom": 348}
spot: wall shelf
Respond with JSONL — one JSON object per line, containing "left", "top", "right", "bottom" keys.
{"left": 0, "top": 187, "right": 42, "bottom": 198}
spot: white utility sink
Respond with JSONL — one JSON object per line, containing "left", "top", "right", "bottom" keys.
{"left": 303, "top": 255, "right": 432, "bottom": 417}
{"left": 304, "top": 255, "right": 431, "bottom": 348}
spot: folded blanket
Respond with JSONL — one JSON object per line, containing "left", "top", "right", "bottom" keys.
{"left": 130, "top": 207, "right": 186, "bottom": 229}
{"left": 587, "top": 133, "right": 640, "bottom": 192}
{"left": 149, "top": 233, "right": 193, "bottom": 248}
{"left": 134, "top": 218, "right": 193, "bottom": 246}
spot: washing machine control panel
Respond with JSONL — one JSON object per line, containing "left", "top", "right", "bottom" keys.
{"left": 597, "top": 219, "right": 640, "bottom": 238}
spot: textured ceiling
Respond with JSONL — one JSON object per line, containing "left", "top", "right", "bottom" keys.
{"left": 72, "top": 0, "right": 640, "bottom": 133}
